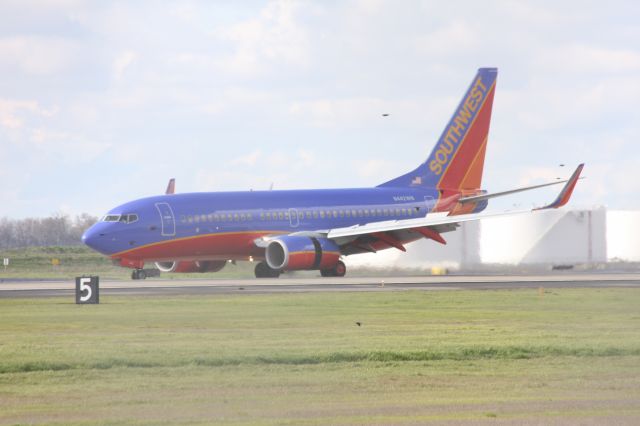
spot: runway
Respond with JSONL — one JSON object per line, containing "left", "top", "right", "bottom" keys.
{"left": 1, "top": 273, "right": 639, "bottom": 298}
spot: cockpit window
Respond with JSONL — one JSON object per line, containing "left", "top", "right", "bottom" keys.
{"left": 119, "top": 214, "right": 139, "bottom": 224}
{"left": 103, "top": 214, "right": 138, "bottom": 223}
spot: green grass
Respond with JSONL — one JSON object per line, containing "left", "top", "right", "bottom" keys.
{"left": 0, "top": 246, "right": 260, "bottom": 280}
{"left": 1, "top": 289, "right": 640, "bottom": 424}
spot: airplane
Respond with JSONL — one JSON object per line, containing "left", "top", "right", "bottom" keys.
{"left": 82, "top": 68, "right": 584, "bottom": 280}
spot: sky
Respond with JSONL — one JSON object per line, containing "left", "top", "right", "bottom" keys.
{"left": 1, "top": 0, "right": 639, "bottom": 218}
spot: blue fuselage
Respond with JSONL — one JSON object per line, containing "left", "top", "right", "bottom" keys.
{"left": 83, "top": 186, "right": 479, "bottom": 261}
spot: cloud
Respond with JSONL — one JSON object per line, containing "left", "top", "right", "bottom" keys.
{"left": 536, "top": 45, "right": 640, "bottom": 74}
{"left": 289, "top": 97, "right": 389, "bottom": 127}
{"left": 113, "top": 50, "right": 137, "bottom": 80}
{"left": 0, "top": 99, "right": 56, "bottom": 130}
{"left": 194, "top": 148, "right": 326, "bottom": 192}
{"left": 216, "top": 0, "right": 310, "bottom": 75}
{"left": 29, "top": 129, "right": 112, "bottom": 163}
{"left": 231, "top": 149, "right": 262, "bottom": 166}
{"left": 356, "top": 159, "right": 398, "bottom": 180}
{"left": 0, "top": 36, "right": 78, "bottom": 75}
{"left": 415, "top": 20, "right": 478, "bottom": 55}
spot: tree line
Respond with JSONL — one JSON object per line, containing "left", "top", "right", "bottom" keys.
{"left": 0, "top": 214, "right": 98, "bottom": 249}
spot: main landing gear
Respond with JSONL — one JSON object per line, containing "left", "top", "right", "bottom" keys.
{"left": 320, "top": 260, "right": 346, "bottom": 277}
{"left": 253, "top": 261, "right": 347, "bottom": 278}
{"left": 132, "top": 269, "right": 146, "bottom": 280}
{"left": 254, "top": 262, "right": 281, "bottom": 278}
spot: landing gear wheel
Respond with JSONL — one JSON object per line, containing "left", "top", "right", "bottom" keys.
{"left": 254, "top": 262, "right": 281, "bottom": 278}
{"left": 320, "top": 261, "right": 346, "bottom": 277}
{"left": 132, "top": 269, "right": 147, "bottom": 280}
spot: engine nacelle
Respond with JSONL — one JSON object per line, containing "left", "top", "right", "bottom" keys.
{"left": 154, "top": 260, "right": 226, "bottom": 273}
{"left": 265, "top": 236, "right": 340, "bottom": 271}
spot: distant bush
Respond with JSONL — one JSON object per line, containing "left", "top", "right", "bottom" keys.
{"left": 0, "top": 213, "right": 97, "bottom": 249}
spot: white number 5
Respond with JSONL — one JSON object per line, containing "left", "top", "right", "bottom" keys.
{"left": 79, "top": 277, "right": 92, "bottom": 302}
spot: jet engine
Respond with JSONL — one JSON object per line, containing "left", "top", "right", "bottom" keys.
{"left": 154, "top": 260, "right": 226, "bottom": 273}
{"left": 265, "top": 236, "right": 340, "bottom": 271}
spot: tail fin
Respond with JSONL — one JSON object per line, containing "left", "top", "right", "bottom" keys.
{"left": 378, "top": 67, "right": 498, "bottom": 191}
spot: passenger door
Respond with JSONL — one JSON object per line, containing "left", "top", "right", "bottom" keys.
{"left": 155, "top": 202, "right": 176, "bottom": 236}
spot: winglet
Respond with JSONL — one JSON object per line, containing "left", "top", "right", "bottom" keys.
{"left": 534, "top": 164, "right": 584, "bottom": 210}
{"left": 165, "top": 178, "right": 176, "bottom": 195}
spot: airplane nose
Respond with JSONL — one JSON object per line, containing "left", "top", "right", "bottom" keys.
{"left": 82, "top": 227, "right": 98, "bottom": 249}
{"left": 82, "top": 225, "right": 108, "bottom": 253}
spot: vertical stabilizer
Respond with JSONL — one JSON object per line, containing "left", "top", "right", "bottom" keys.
{"left": 378, "top": 68, "right": 497, "bottom": 191}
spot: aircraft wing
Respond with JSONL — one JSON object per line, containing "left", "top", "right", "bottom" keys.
{"left": 324, "top": 164, "right": 584, "bottom": 251}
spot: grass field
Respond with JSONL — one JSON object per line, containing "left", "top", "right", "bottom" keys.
{"left": 1, "top": 288, "right": 640, "bottom": 424}
{"left": 0, "top": 246, "right": 260, "bottom": 280}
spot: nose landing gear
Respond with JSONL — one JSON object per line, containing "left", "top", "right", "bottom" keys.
{"left": 132, "top": 269, "right": 146, "bottom": 280}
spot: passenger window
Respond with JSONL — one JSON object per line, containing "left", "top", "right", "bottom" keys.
{"left": 266, "top": 212, "right": 271, "bottom": 220}
{"left": 278, "top": 212, "right": 284, "bottom": 220}
{"left": 306, "top": 211, "right": 312, "bottom": 219}
{"left": 234, "top": 213, "right": 239, "bottom": 221}
{"left": 248, "top": 213, "right": 253, "bottom": 221}
{"left": 346, "top": 210, "right": 351, "bottom": 218}
{"left": 383, "top": 209, "right": 389, "bottom": 217}
{"left": 364, "top": 210, "right": 370, "bottom": 217}
{"left": 320, "top": 211, "right": 325, "bottom": 219}
{"left": 339, "top": 210, "right": 344, "bottom": 218}
{"left": 285, "top": 212, "right": 290, "bottom": 220}
{"left": 260, "top": 213, "right": 265, "bottom": 220}
{"left": 313, "top": 211, "right": 318, "bottom": 219}
{"left": 180, "top": 215, "right": 186, "bottom": 223}
{"left": 241, "top": 213, "right": 246, "bottom": 221}
{"left": 227, "top": 213, "right": 233, "bottom": 221}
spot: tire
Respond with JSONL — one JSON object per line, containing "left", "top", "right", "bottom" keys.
{"left": 255, "top": 262, "right": 267, "bottom": 278}
{"left": 320, "top": 269, "right": 334, "bottom": 277}
{"left": 321, "top": 261, "right": 346, "bottom": 278}
{"left": 131, "top": 269, "right": 146, "bottom": 280}
{"left": 255, "top": 262, "right": 280, "bottom": 278}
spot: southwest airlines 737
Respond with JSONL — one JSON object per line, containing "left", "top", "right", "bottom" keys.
{"left": 82, "top": 68, "right": 583, "bottom": 279}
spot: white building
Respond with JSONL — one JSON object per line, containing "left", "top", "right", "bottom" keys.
{"left": 345, "top": 207, "right": 638, "bottom": 270}
{"left": 606, "top": 210, "right": 640, "bottom": 262}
